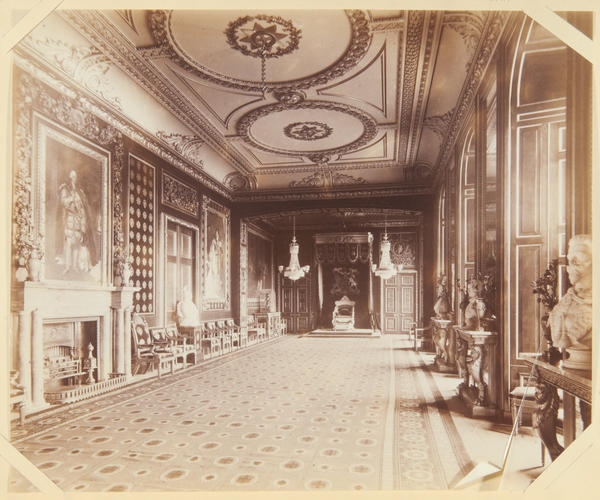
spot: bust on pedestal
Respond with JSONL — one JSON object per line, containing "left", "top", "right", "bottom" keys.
{"left": 176, "top": 286, "right": 200, "bottom": 327}
{"left": 548, "top": 235, "right": 592, "bottom": 370}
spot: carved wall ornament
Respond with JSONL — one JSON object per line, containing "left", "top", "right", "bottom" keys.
{"left": 289, "top": 168, "right": 367, "bottom": 189}
{"left": 156, "top": 131, "right": 205, "bottom": 169}
{"left": 238, "top": 101, "right": 377, "bottom": 158}
{"left": 14, "top": 49, "right": 232, "bottom": 200}
{"left": 147, "top": 9, "right": 371, "bottom": 92}
{"left": 29, "top": 36, "right": 122, "bottom": 109}
{"left": 223, "top": 171, "right": 257, "bottom": 191}
{"left": 388, "top": 233, "right": 417, "bottom": 267}
{"left": 14, "top": 70, "right": 128, "bottom": 279}
{"left": 161, "top": 172, "right": 200, "bottom": 217}
{"left": 225, "top": 15, "right": 301, "bottom": 59}
{"left": 273, "top": 89, "right": 305, "bottom": 105}
{"left": 423, "top": 108, "right": 455, "bottom": 141}
{"left": 283, "top": 121, "right": 333, "bottom": 141}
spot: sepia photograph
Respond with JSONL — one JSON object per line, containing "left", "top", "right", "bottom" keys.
{"left": 1, "top": 1, "right": 598, "bottom": 498}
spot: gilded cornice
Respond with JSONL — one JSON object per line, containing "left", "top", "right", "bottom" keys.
{"left": 435, "top": 11, "right": 508, "bottom": 172}
{"left": 59, "top": 10, "right": 254, "bottom": 176}
{"left": 406, "top": 12, "right": 443, "bottom": 167}
{"left": 232, "top": 183, "right": 431, "bottom": 202}
{"left": 396, "top": 11, "right": 424, "bottom": 164}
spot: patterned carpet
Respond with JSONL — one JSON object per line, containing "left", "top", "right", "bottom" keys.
{"left": 9, "top": 335, "right": 471, "bottom": 492}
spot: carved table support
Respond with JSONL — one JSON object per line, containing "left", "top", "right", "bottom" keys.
{"left": 454, "top": 327, "right": 498, "bottom": 418}
{"left": 532, "top": 378, "right": 564, "bottom": 461}
{"left": 524, "top": 357, "right": 592, "bottom": 462}
{"left": 431, "top": 318, "right": 456, "bottom": 373}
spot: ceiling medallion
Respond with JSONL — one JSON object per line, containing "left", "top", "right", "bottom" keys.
{"left": 237, "top": 101, "right": 377, "bottom": 160}
{"left": 147, "top": 10, "right": 371, "bottom": 92}
{"left": 284, "top": 122, "right": 333, "bottom": 141}
{"left": 225, "top": 15, "right": 301, "bottom": 59}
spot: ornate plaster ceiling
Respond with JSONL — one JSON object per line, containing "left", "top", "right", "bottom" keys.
{"left": 44, "top": 9, "right": 507, "bottom": 199}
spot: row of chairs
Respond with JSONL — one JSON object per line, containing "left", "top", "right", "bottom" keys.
{"left": 131, "top": 314, "right": 285, "bottom": 378}
{"left": 179, "top": 319, "right": 247, "bottom": 360}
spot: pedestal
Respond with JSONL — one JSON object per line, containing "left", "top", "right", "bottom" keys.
{"left": 455, "top": 327, "right": 499, "bottom": 418}
{"left": 431, "top": 317, "right": 456, "bottom": 373}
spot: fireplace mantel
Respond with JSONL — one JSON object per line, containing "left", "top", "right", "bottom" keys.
{"left": 12, "top": 280, "right": 139, "bottom": 414}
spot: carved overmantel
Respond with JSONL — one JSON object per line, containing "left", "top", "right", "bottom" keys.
{"left": 454, "top": 327, "right": 499, "bottom": 418}
{"left": 12, "top": 281, "right": 138, "bottom": 414}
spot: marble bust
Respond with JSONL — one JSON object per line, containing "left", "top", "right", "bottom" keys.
{"left": 176, "top": 285, "right": 200, "bottom": 327}
{"left": 548, "top": 235, "right": 592, "bottom": 369}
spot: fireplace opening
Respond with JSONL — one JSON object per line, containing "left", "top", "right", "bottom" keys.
{"left": 43, "top": 319, "right": 98, "bottom": 395}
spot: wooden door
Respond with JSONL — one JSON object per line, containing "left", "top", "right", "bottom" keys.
{"left": 382, "top": 272, "right": 416, "bottom": 334}
{"left": 280, "top": 274, "right": 311, "bottom": 333}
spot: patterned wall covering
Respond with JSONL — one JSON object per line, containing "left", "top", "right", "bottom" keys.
{"left": 128, "top": 155, "right": 155, "bottom": 313}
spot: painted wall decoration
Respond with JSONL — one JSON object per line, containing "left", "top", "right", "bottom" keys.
{"left": 161, "top": 171, "right": 199, "bottom": 217}
{"left": 201, "top": 196, "right": 230, "bottom": 310}
{"left": 34, "top": 117, "right": 110, "bottom": 284}
{"left": 128, "top": 155, "right": 155, "bottom": 313}
{"left": 247, "top": 228, "right": 273, "bottom": 297}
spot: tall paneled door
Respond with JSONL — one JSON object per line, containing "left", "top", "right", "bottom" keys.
{"left": 280, "top": 275, "right": 311, "bottom": 333}
{"left": 382, "top": 272, "right": 416, "bottom": 334}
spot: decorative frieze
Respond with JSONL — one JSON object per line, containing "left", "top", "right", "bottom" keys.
{"left": 161, "top": 172, "right": 199, "bottom": 217}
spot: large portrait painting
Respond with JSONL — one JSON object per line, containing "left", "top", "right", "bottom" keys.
{"left": 34, "top": 116, "right": 109, "bottom": 284}
{"left": 201, "top": 196, "right": 230, "bottom": 310}
{"left": 247, "top": 228, "right": 274, "bottom": 298}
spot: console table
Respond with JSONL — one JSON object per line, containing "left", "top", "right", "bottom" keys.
{"left": 454, "top": 327, "right": 499, "bottom": 417}
{"left": 523, "top": 356, "right": 591, "bottom": 461}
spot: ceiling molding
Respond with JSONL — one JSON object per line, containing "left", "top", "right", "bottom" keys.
{"left": 146, "top": 10, "right": 372, "bottom": 93}
{"left": 434, "top": 11, "right": 509, "bottom": 173}
{"left": 60, "top": 10, "right": 255, "bottom": 176}
{"left": 406, "top": 12, "right": 444, "bottom": 167}
{"left": 236, "top": 100, "right": 378, "bottom": 161}
{"left": 232, "top": 182, "right": 431, "bottom": 203}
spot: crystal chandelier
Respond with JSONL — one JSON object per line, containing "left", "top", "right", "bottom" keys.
{"left": 372, "top": 220, "right": 402, "bottom": 280}
{"left": 278, "top": 216, "right": 309, "bottom": 281}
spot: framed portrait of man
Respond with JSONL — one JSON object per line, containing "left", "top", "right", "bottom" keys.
{"left": 33, "top": 115, "right": 110, "bottom": 284}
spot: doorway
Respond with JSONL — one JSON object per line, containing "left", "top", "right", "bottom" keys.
{"left": 381, "top": 271, "right": 417, "bottom": 334}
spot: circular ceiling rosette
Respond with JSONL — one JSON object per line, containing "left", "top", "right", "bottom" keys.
{"left": 237, "top": 101, "right": 378, "bottom": 161}
{"left": 148, "top": 10, "right": 372, "bottom": 92}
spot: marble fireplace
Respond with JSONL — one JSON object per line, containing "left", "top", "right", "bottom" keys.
{"left": 12, "top": 281, "right": 137, "bottom": 412}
